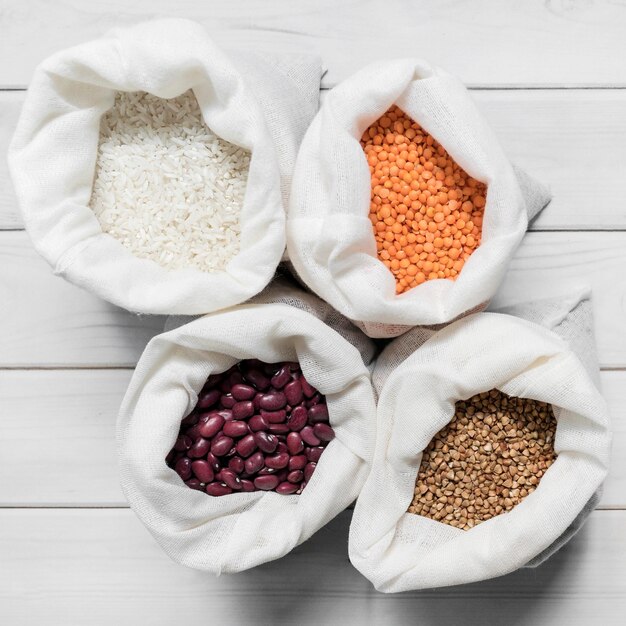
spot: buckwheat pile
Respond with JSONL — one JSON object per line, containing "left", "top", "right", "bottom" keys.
{"left": 408, "top": 390, "right": 557, "bottom": 530}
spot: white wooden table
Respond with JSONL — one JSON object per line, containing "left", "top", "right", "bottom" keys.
{"left": 1, "top": 2, "right": 625, "bottom": 623}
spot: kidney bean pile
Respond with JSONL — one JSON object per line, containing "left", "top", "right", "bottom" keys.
{"left": 166, "top": 359, "right": 335, "bottom": 496}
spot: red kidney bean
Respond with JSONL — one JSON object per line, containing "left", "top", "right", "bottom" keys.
{"left": 186, "top": 423, "right": 203, "bottom": 439}
{"left": 259, "top": 392, "right": 287, "bottom": 411}
{"left": 300, "top": 426, "right": 321, "bottom": 446}
{"left": 197, "top": 389, "right": 221, "bottom": 409}
{"left": 253, "top": 393, "right": 264, "bottom": 410}
{"left": 284, "top": 380, "right": 303, "bottom": 406}
{"left": 181, "top": 412, "right": 199, "bottom": 427}
{"left": 191, "top": 460, "right": 214, "bottom": 483}
{"left": 185, "top": 478, "right": 204, "bottom": 490}
{"left": 236, "top": 434, "right": 257, "bottom": 458}
{"left": 188, "top": 438, "right": 211, "bottom": 459}
{"left": 229, "top": 371, "right": 244, "bottom": 386}
{"left": 257, "top": 467, "right": 277, "bottom": 476}
{"left": 313, "top": 423, "right": 335, "bottom": 442}
{"left": 243, "top": 369, "right": 271, "bottom": 391}
{"left": 270, "top": 365, "right": 291, "bottom": 389}
{"left": 232, "top": 400, "right": 254, "bottom": 420}
{"left": 202, "top": 409, "right": 233, "bottom": 422}
{"left": 276, "top": 481, "right": 299, "bottom": 495}
{"left": 167, "top": 359, "right": 331, "bottom": 498}
{"left": 265, "top": 452, "right": 289, "bottom": 470}
{"left": 228, "top": 456, "right": 245, "bottom": 474}
{"left": 306, "top": 446, "right": 325, "bottom": 462}
{"left": 268, "top": 423, "right": 290, "bottom": 435}
{"left": 288, "top": 406, "right": 308, "bottom": 431}
{"left": 304, "top": 462, "right": 316, "bottom": 483}
{"left": 289, "top": 454, "right": 307, "bottom": 471}
{"left": 211, "top": 436, "right": 234, "bottom": 457}
{"left": 249, "top": 414, "right": 268, "bottom": 432}
{"left": 174, "top": 457, "right": 192, "bottom": 480}
{"left": 206, "top": 452, "right": 221, "bottom": 472}
{"left": 288, "top": 470, "right": 304, "bottom": 484}
{"left": 223, "top": 420, "right": 249, "bottom": 438}
{"left": 300, "top": 375, "right": 316, "bottom": 398}
{"left": 197, "top": 413, "right": 225, "bottom": 439}
{"left": 206, "top": 482, "right": 232, "bottom": 496}
{"left": 265, "top": 362, "right": 281, "bottom": 375}
{"left": 254, "top": 475, "right": 280, "bottom": 491}
{"left": 219, "top": 469, "right": 242, "bottom": 490}
{"left": 231, "top": 383, "right": 256, "bottom": 401}
{"left": 245, "top": 451, "right": 265, "bottom": 475}
{"left": 260, "top": 409, "right": 286, "bottom": 424}
{"left": 174, "top": 435, "right": 192, "bottom": 452}
{"left": 306, "top": 394, "right": 322, "bottom": 408}
{"left": 308, "top": 404, "right": 329, "bottom": 423}
{"left": 254, "top": 432, "right": 278, "bottom": 454}
{"left": 220, "top": 394, "right": 236, "bottom": 409}
{"left": 240, "top": 479, "right": 255, "bottom": 492}
{"left": 204, "top": 373, "right": 223, "bottom": 388}
{"left": 287, "top": 432, "right": 304, "bottom": 455}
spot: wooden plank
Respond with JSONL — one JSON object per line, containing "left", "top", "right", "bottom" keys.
{"left": 0, "top": 509, "right": 624, "bottom": 624}
{"left": 0, "top": 370, "right": 130, "bottom": 506}
{"left": 2, "top": 1, "right": 626, "bottom": 89}
{"left": 494, "top": 231, "right": 626, "bottom": 369}
{"left": 0, "top": 370, "right": 622, "bottom": 508}
{"left": 0, "top": 231, "right": 164, "bottom": 367}
{"left": 0, "top": 231, "right": 624, "bottom": 367}
{"left": 0, "top": 91, "right": 21, "bottom": 228}
{"left": 473, "top": 90, "right": 626, "bottom": 231}
{"left": 4, "top": 89, "right": 626, "bottom": 230}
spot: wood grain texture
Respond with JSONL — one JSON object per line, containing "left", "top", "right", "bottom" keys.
{"left": 0, "top": 509, "right": 624, "bottom": 625}
{"left": 473, "top": 90, "right": 626, "bottom": 231}
{"left": 0, "top": 231, "right": 164, "bottom": 367}
{"left": 0, "top": 369, "right": 622, "bottom": 508}
{"left": 0, "top": 91, "right": 21, "bottom": 228}
{"left": 1, "top": 0, "right": 626, "bottom": 89}
{"left": 0, "top": 370, "right": 131, "bottom": 506}
{"left": 3, "top": 88, "right": 626, "bottom": 230}
{"left": 0, "top": 231, "right": 623, "bottom": 367}
{"left": 494, "top": 231, "right": 626, "bottom": 369}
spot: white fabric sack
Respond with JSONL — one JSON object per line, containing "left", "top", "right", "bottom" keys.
{"left": 117, "top": 285, "right": 376, "bottom": 573}
{"left": 8, "top": 18, "right": 322, "bottom": 315}
{"left": 287, "top": 59, "right": 551, "bottom": 338}
{"left": 165, "top": 276, "right": 377, "bottom": 370}
{"left": 349, "top": 294, "right": 611, "bottom": 591}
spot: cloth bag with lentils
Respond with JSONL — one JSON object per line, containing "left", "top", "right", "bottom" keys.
{"left": 349, "top": 289, "right": 611, "bottom": 591}
{"left": 8, "top": 18, "right": 322, "bottom": 315}
{"left": 287, "top": 59, "right": 551, "bottom": 338}
{"left": 117, "top": 281, "right": 377, "bottom": 573}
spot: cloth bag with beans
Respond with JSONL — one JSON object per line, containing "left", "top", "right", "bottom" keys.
{"left": 287, "top": 59, "right": 551, "bottom": 338}
{"left": 8, "top": 18, "right": 322, "bottom": 315}
{"left": 348, "top": 290, "right": 610, "bottom": 591}
{"left": 117, "top": 283, "right": 376, "bottom": 573}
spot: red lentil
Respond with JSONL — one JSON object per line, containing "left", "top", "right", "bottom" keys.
{"left": 361, "top": 105, "right": 487, "bottom": 294}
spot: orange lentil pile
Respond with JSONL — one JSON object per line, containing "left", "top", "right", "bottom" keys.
{"left": 361, "top": 106, "right": 487, "bottom": 294}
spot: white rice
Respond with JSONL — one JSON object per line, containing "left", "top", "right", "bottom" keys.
{"left": 90, "top": 90, "right": 250, "bottom": 272}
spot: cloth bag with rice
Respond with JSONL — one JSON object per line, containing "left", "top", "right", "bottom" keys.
{"left": 8, "top": 18, "right": 322, "bottom": 315}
